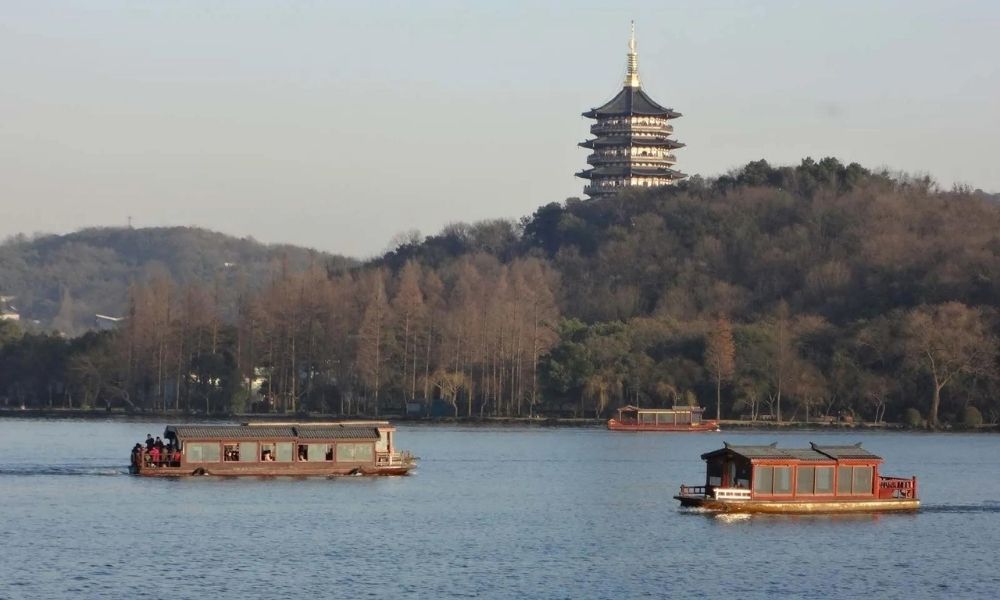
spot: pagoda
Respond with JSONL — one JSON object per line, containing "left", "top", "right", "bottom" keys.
{"left": 577, "top": 23, "right": 686, "bottom": 198}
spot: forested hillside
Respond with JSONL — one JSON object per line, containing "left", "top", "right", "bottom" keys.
{"left": 0, "top": 227, "right": 353, "bottom": 335}
{"left": 1, "top": 158, "right": 998, "bottom": 426}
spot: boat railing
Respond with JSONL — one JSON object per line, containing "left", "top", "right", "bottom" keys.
{"left": 878, "top": 475, "right": 918, "bottom": 499}
{"left": 711, "top": 487, "right": 752, "bottom": 501}
{"left": 136, "top": 452, "right": 182, "bottom": 469}
{"left": 376, "top": 451, "right": 413, "bottom": 467}
{"left": 678, "top": 485, "right": 706, "bottom": 497}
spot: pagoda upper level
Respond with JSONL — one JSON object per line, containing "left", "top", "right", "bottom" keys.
{"left": 577, "top": 23, "right": 686, "bottom": 198}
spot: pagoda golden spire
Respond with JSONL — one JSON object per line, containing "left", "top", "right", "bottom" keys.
{"left": 624, "top": 21, "right": 641, "bottom": 88}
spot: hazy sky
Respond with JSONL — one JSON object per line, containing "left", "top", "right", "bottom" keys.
{"left": 1, "top": 1, "right": 998, "bottom": 257}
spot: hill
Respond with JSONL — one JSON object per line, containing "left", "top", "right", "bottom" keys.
{"left": 0, "top": 226, "right": 354, "bottom": 335}
{"left": 386, "top": 158, "right": 1000, "bottom": 324}
{"left": 2, "top": 158, "right": 998, "bottom": 427}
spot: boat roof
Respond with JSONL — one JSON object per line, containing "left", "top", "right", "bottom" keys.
{"left": 702, "top": 442, "right": 882, "bottom": 462}
{"left": 619, "top": 404, "right": 703, "bottom": 413}
{"left": 165, "top": 424, "right": 382, "bottom": 442}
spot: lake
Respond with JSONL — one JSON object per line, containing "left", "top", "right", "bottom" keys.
{"left": 1, "top": 419, "right": 998, "bottom": 599}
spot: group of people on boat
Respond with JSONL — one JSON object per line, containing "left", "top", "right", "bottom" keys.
{"left": 131, "top": 434, "right": 180, "bottom": 468}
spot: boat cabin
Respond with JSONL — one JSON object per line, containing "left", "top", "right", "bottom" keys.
{"left": 618, "top": 405, "right": 704, "bottom": 425}
{"left": 130, "top": 421, "right": 412, "bottom": 477}
{"left": 693, "top": 442, "right": 916, "bottom": 501}
{"left": 608, "top": 405, "right": 719, "bottom": 432}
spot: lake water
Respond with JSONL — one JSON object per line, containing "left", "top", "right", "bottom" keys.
{"left": 1, "top": 419, "right": 998, "bottom": 599}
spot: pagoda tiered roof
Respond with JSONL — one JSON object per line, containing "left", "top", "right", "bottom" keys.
{"left": 579, "top": 137, "right": 685, "bottom": 149}
{"left": 583, "top": 87, "right": 682, "bottom": 119}
{"left": 576, "top": 165, "right": 686, "bottom": 180}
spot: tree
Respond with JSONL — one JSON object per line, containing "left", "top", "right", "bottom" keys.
{"left": 357, "top": 270, "right": 391, "bottom": 416}
{"left": 430, "top": 368, "right": 468, "bottom": 417}
{"left": 768, "top": 302, "right": 793, "bottom": 422}
{"left": 391, "top": 260, "right": 426, "bottom": 403}
{"left": 583, "top": 370, "right": 623, "bottom": 418}
{"left": 902, "top": 302, "right": 996, "bottom": 426}
{"left": 704, "top": 316, "right": 736, "bottom": 420}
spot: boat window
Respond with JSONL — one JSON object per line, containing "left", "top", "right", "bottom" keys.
{"left": 274, "top": 442, "right": 293, "bottom": 462}
{"left": 852, "top": 466, "right": 873, "bottom": 495}
{"left": 261, "top": 443, "right": 274, "bottom": 461}
{"left": 773, "top": 467, "right": 792, "bottom": 494}
{"left": 337, "top": 443, "right": 374, "bottom": 462}
{"left": 815, "top": 467, "right": 834, "bottom": 493}
{"left": 676, "top": 411, "right": 691, "bottom": 424}
{"left": 837, "top": 466, "right": 853, "bottom": 494}
{"left": 797, "top": 466, "right": 815, "bottom": 495}
{"left": 187, "top": 442, "right": 221, "bottom": 463}
{"left": 707, "top": 459, "right": 722, "bottom": 486}
{"left": 239, "top": 442, "right": 257, "bottom": 462}
{"left": 753, "top": 466, "right": 773, "bottom": 494}
{"left": 656, "top": 413, "right": 674, "bottom": 425}
{"left": 640, "top": 412, "right": 656, "bottom": 424}
{"left": 223, "top": 444, "right": 240, "bottom": 462}
{"left": 308, "top": 444, "right": 332, "bottom": 461}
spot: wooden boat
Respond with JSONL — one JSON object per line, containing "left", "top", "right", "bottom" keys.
{"left": 608, "top": 405, "right": 720, "bottom": 432}
{"left": 129, "top": 421, "right": 414, "bottom": 477}
{"left": 674, "top": 442, "right": 918, "bottom": 513}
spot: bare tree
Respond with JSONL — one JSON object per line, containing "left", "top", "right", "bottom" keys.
{"left": 704, "top": 316, "right": 736, "bottom": 420}
{"left": 356, "top": 270, "right": 391, "bottom": 416}
{"left": 902, "top": 302, "right": 996, "bottom": 426}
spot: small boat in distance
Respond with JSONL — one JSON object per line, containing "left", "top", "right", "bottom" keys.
{"left": 129, "top": 421, "right": 414, "bottom": 477}
{"left": 674, "top": 442, "right": 918, "bottom": 513}
{"left": 608, "top": 405, "right": 720, "bottom": 432}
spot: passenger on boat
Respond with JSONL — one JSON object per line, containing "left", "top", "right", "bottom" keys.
{"left": 131, "top": 444, "right": 143, "bottom": 467}
{"left": 145, "top": 434, "right": 155, "bottom": 451}
{"left": 170, "top": 448, "right": 181, "bottom": 466}
{"left": 154, "top": 437, "right": 164, "bottom": 451}
{"left": 262, "top": 450, "right": 274, "bottom": 462}
{"left": 149, "top": 446, "right": 161, "bottom": 466}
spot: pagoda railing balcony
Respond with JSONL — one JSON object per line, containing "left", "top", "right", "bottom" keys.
{"left": 584, "top": 183, "right": 622, "bottom": 196}
{"left": 588, "top": 154, "right": 676, "bottom": 165}
{"left": 590, "top": 123, "right": 673, "bottom": 136}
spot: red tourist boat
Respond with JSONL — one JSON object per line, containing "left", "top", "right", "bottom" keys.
{"left": 608, "top": 405, "right": 720, "bottom": 432}
{"left": 129, "top": 421, "right": 414, "bottom": 477}
{"left": 674, "top": 442, "right": 919, "bottom": 513}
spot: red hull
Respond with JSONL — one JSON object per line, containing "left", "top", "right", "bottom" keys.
{"left": 608, "top": 418, "right": 720, "bottom": 432}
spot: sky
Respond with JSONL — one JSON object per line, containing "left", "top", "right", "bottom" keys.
{"left": 1, "top": 0, "right": 998, "bottom": 257}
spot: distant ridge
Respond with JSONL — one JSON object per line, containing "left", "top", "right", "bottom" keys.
{"left": 0, "top": 226, "right": 355, "bottom": 334}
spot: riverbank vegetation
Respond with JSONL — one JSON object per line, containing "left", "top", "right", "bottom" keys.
{"left": 1, "top": 158, "right": 998, "bottom": 426}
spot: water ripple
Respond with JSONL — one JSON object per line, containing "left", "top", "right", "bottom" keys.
{"left": 0, "top": 464, "right": 127, "bottom": 476}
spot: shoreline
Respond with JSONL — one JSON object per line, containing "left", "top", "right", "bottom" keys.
{"left": 0, "top": 408, "right": 995, "bottom": 432}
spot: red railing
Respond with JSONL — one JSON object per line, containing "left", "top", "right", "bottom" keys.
{"left": 133, "top": 450, "right": 181, "bottom": 469}
{"left": 878, "top": 476, "right": 918, "bottom": 499}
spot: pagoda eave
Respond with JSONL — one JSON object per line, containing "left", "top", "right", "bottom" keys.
{"left": 580, "top": 138, "right": 685, "bottom": 149}
{"left": 577, "top": 167, "right": 687, "bottom": 180}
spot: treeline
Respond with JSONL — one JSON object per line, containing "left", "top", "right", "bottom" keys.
{"left": 0, "top": 256, "right": 560, "bottom": 418}
{"left": 1, "top": 157, "right": 999, "bottom": 426}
